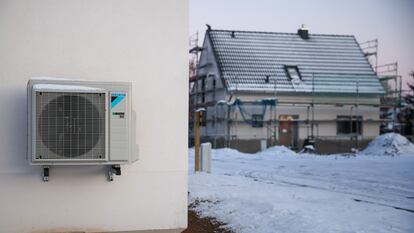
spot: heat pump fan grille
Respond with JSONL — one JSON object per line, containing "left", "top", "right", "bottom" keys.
{"left": 35, "top": 92, "right": 106, "bottom": 160}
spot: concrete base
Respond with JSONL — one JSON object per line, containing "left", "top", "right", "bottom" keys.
{"left": 202, "top": 137, "right": 261, "bottom": 153}
{"left": 313, "top": 138, "right": 370, "bottom": 154}
{"left": 203, "top": 137, "right": 371, "bottom": 154}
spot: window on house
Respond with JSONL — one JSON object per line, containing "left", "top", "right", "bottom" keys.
{"left": 251, "top": 114, "right": 264, "bottom": 128}
{"left": 200, "top": 110, "right": 207, "bottom": 127}
{"left": 201, "top": 78, "right": 206, "bottom": 103}
{"left": 336, "top": 116, "right": 363, "bottom": 135}
{"left": 284, "top": 65, "right": 302, "bottom": 85}
{"left": 201, "top": 79, "right": 205, "bottom": 90}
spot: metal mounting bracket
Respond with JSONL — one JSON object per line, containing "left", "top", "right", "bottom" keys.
{"left": 108, "top": 165, "right": 121, "bottom": 181}
{"left": 43, "top": 166, "right": 50, "bottom": 182}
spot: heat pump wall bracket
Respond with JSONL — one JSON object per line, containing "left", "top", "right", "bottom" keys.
{"left": 108, "top": 165, "right": 121, "bottom": 181}
{"left": 43, "top": 166, "right": 50, "bottom": 182}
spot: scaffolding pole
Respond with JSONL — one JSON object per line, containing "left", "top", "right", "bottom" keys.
{"left": 311, "top": 73, "right": 315, "bottom": 139}
{"left": 355, "top": 76, "right": 360, "bottom": 150}
{"left": 273, "top": 76, "right": 278, "bottom": 145}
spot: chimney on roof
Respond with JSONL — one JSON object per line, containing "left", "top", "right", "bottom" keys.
{"left": 297, "top": 24, "right": 309, "bottom": 39}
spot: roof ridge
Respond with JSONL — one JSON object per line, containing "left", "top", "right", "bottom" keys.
{"left": 208, "top": 28, "right": 355, "bottom": 38}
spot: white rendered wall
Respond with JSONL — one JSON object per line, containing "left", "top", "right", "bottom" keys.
{"left": 0, "top": 0, "right": 188, "bottom": 232}
{"left": 223, "top": 104, "right": 380, "bottom": 140}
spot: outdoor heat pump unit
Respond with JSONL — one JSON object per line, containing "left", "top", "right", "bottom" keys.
{"left": 27, "top": 78, "right": 138, "bottom": 181}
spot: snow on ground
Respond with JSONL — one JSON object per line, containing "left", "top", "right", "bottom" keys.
{"left": 188, "top": 135, "right": 414, "bottom": 233}
{"left": 360, "top": 133, "right": 414, "bottom": 156}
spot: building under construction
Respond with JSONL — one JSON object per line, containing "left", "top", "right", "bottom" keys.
{"left": 189, "top": 25, "right": 400, "bottom": 153}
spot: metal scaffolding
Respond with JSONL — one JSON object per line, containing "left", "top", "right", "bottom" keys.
{"left": 206, "top": 72, "right": 374, "bottom": 152}
{"left": 360, "top": 39, "right": 403, "bottom": 134}
{"left": 360, "top": 39, "right": 378, "bottom": 72}
{"left": 376, "top": 62, "right": 403, "bottom": 133}
{"left": 188, "top": 32, "right": 202, "bottom": 146}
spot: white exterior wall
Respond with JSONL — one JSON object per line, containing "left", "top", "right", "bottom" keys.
{"left": 0, "top": 1, "right": 188, "bottom": 232}
{"left": 193, "top": 32, "right": 226, "bottom": 106}
{"left": 215, "top": 94, "right": 381, "bottom": 141}
{"left": 226, "top": 105, "right": 380, "bottom": 140}
{"left": 194, "top": 32, "right": 228, "bottom": 137}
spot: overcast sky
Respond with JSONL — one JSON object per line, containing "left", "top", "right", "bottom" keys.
{"left": 190, "top": 0, "right": 414, "bottom": 90}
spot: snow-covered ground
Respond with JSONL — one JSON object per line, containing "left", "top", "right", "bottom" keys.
{"left": 188, "top": 134, "right": 414, "bottom": 233}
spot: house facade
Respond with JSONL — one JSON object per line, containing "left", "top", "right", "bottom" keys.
{"left": 191, "top": 26, "right": 385, "bottom": 153}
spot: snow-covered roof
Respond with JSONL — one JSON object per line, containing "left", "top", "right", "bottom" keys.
{"left": 206, "top": 29, "right": 385, "bottom": 95}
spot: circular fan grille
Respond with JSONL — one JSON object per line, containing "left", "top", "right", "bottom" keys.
{"left": 38, "top": 94, "right": 103, "bottom": 158}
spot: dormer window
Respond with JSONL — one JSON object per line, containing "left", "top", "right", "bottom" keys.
{"left": 284, "top": 65, "right": 302, "bottom": 85}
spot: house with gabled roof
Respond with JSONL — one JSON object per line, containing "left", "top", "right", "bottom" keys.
{"left": 191, "top": 25, "right": 385, "bottom": 153}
